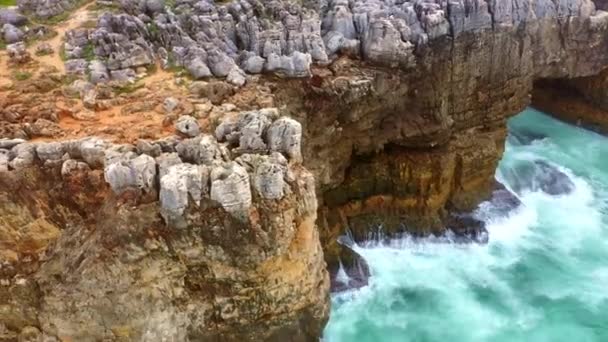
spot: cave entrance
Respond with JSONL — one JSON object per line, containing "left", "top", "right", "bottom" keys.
{"left": 531, "top": 70, "right": 608, "bottom": 133}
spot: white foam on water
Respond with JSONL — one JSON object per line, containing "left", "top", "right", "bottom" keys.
{"left": 325, "top": 109, "right": 608, "bottom": 342}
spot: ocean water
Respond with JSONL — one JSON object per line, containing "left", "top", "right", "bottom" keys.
{"left": 323, "top": 108, "right": 608, "bottom": 342}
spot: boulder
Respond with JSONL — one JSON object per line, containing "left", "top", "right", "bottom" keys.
{"left": 210, "top": 161, "right": 252, "bottom": 221}
{"left": 266, "top": 117, "right": 303, "bottom": 162}
{"left": 174, "top": 115, "right": 199, "bottom": 137}
{"left": 3, "top": 23, "right": 24, "bottom": 43}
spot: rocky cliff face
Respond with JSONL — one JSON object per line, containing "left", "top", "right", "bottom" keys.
{"left": 2, "top": 0, "right": 608, "bottom": 340}
{"left": 0, "top": 111, "right": 329, "bottom": 341}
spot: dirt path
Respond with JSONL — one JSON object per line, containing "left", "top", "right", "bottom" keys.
{"left": 0, "top": 2, "right": 94, "bottom": 87}
{"left": 34, "top": 3, "right": 94, "bottom": 73}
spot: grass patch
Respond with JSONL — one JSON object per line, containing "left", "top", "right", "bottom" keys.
{"left": 0, "top": 0, "right": 16, "bottom": 7}
{"left": 13, "top": 70, "right": 32, "bottom": 81}
{"left": 59, "top": 45, "right": 67, "bottom": 61}
{"left": 113, "top": 82, "right": 145, "bottom": 95}
{"left": 82, "top": 42, "right": 95, "bottom": 61}
{"left": 0, "top": 39, "right": 6, "bottom": 50}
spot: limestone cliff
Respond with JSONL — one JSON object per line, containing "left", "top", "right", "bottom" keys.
{"left": 0, "top": 111, "right": 329, "bottom": 341}
{"left": 1, "top": 0, "right": 608, "bottom": 340}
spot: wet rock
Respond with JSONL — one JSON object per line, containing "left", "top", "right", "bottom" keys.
{"left": 508, "top": 129, "right": 548, "bottom": 146}
{"left": 330, "top": 235, "right": 371, "bottom": 292}
{"left": 506, "top": 160, "right": 575, "bottom": 196}
{"left": 445, "top": 213, "right": 488, "bottom": 243}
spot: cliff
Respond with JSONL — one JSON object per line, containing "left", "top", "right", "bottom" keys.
{"left": 1, "top": 0, "right": 608, "bottom": 340}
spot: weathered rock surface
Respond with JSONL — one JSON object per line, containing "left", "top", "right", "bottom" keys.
{"left": 0, "top": 110, "right": 329, "bottom": 341}
{"left": 2, "top": 0, "right": 608, "bottom": 339}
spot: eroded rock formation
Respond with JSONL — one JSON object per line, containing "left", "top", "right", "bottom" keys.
{"left": 2, "top": 0, "right": 608, "bottom": 340}
{"left": 0, "top": 111, "right": 329, "bottom": 341}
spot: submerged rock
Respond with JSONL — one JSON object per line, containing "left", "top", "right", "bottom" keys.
{"left": 505, "top": 160, "right": 575, "bottom": 196}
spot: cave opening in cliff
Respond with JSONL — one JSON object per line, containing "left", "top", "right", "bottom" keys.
{"left": 531, "top": 71, "right": 608, "bottom": 133}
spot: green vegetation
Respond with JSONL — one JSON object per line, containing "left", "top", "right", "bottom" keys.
{"left": 13, "top": 70, "right": 32, "bottom": 81}
{"left": 82, "top": 42, "right": 95, "bottom": 61}
{"left": 0, "top": 0, "right": 17, "bottom": 7}
{"left": 113, "top": 82, "right": 145, "bottom": 95}
{"left": 59, "top": 45, "right": 67, "bottom": 61}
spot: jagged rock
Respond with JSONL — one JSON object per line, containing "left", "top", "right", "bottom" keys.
{"left": 60, "top": 159, "right": 91, "bottom": 178}
{"left": 156, "top": 152, "right": 182, "bottom": 179}
{"left": 76, "top": 137, "right": 107, "bottom": 167}
{"left": 89, "top": 60, "right": 110, "bottom": 84}
{"left": 226, "top": 66, "right": 246, "bottom": 86}
{"left": 36, "top": 142, "right": 65, "bottom": 162}
{"left": 266, "top": 117, "right": 302, "bottom": 162}
{"left": 240, "top": 54, "right": 265, "bottom": 74}
{"left": 104, "top": 153, "right": 157, "bottom": 194}
{"left": 35, "top": 42, "right": 53, "bottom": 55}
{"left": 82, "top": 90, "right": 97, "bottom": 110}
{"left": 159, "top": 163, "right": 209, "bottom": 225}
{"left": 185, "top": 58, "right": 213, "bottom": 79}
{"left": 210, "top": 161, "right": 252, "bottom": 221}
{"left": 215, "top": 108, "right": 279, "bottom": 153}
{"left": 65, "top": 59, "right": 88, "bottom": 75}
{"left": 175, "top": 134, "right": 227, "bottom": 165}
{"left": 163, "top": 97, "right": 179, "bottom": 113}
{"left": 9, "top": 143, "right": 36, "bottom": 170}
{"left": 0, "top": 9, "right": 27, "bottom": 26}
{"left": 265, "top": 52, "right": 312, "bottom": 77}
{"left": 174, "top": 115, "right": 199, "bottom": 137}
{"left": 110, "top": 68, "right": 137, "bottom": 83}
{"left": 252, "top": 152, "right": 288, "bottom": 200}
{"left": 3, "top": 23, "right": 24, "bottom": 43}
{"left": 6, "top": 42, "right": 29, "bottom": 64}
{"left": 136, "top": 139, "right": 162, "bottom": 157}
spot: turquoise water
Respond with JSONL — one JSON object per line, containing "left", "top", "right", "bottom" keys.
{"left": 324, "top": 108, "right": 608, "bottom": 342}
